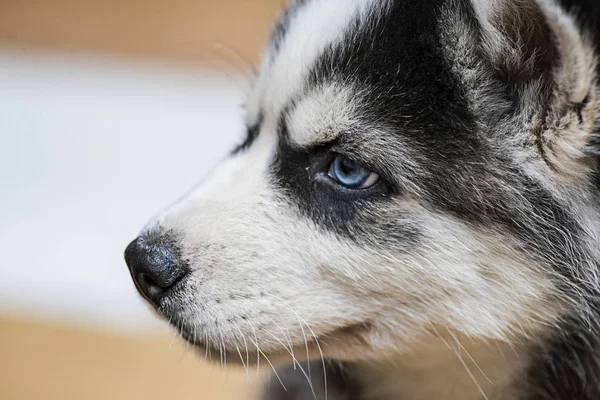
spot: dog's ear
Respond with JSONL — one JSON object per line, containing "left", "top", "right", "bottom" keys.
{"left": 475, "top": 0, "right": 599, "bottom": 179}
{"left": 475, "top": 0, "right": 557, "bottom": 86}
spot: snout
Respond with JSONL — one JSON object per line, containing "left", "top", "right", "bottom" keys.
{"left": 124, "top": 234, "right": 187, "bottom": 308}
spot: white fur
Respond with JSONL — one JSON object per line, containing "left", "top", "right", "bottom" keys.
{"left": 287, "top": 82, "right": 362, "bottom": 147}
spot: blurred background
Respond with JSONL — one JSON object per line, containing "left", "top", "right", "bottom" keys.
{"left": 0, "top": 1, "right": 283, "bottom": 398}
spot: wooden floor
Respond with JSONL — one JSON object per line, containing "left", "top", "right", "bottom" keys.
{"left": 0, "top": 317, "right": 260, "bottom": 400}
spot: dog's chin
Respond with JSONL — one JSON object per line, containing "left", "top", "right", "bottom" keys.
{"left": 175, "top": 327, "right": 303, "bottom": 367}
{"left": 178, "top": 329, "right": 260, "bottom": 367}
{"left": 170, "top": 317, "right": 374, "bottom": 367}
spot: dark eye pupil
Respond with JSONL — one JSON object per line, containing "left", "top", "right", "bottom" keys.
{"left": 339, "top": 158, "right": 360, "bottom": 176}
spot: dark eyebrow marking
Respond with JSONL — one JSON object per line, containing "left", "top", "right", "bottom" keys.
{"left": 232, "top": 120, "right": 262, "bottom": 154}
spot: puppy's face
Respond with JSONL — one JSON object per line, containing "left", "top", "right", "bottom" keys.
{"left": 126, "top": 0, "right": 598, "bottom": 365}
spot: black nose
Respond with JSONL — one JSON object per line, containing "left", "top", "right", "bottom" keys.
{"left": 124, "top": 235, "right": 186, "bottom": 308}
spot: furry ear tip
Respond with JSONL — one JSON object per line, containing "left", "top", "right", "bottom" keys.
{"left": 478, "top": 0, "right": 559, "bottom": 85}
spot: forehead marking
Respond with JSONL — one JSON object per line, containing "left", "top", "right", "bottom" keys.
{"left": 247, "top": 0, "right": 389, "bottom": 128}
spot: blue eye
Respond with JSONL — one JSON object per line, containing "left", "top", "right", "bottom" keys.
{"left": 328, "top": 155, "right": 379, "bottom": 189}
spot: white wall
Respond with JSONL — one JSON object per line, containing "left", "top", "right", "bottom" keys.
{"left": 0, "top": 49, "right": 247, "bottom": 334}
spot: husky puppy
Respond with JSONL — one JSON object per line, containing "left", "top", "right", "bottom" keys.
{"left": 125, "top": 0, "right": 600, "bottom": 398}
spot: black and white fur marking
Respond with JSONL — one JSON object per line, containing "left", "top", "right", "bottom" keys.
{"left": 126, "top": 0, "right": 600, "bottom": 398}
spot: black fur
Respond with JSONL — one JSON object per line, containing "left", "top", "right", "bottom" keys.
{"left": 262, "top": 361, "right": 359, "bottom": 400}
{"left": 271, "top": 126, "right": 420, "bottom": 246}
{"left": 263, "top": 0, "right": 600, "bottom": 399}
{"left": 527, "top": 309, "right": 600, "bottom": 400}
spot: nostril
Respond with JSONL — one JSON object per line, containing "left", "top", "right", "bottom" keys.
{"left": 137, "top": 273, "right": 165, "bottom": 300}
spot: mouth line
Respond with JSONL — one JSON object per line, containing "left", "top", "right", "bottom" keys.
{"left": 322, "top": 321, "right": 372, "bottom": 339}
{"left": 172, "top": 320, "right": 372, "bottom": 366}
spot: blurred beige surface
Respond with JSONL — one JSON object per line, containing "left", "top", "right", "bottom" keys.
{"left": 0, "top": 317, "right": 260, "bottom": 400}
{"left": 0, "top": 0, "right": 282, "bottom": 64}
